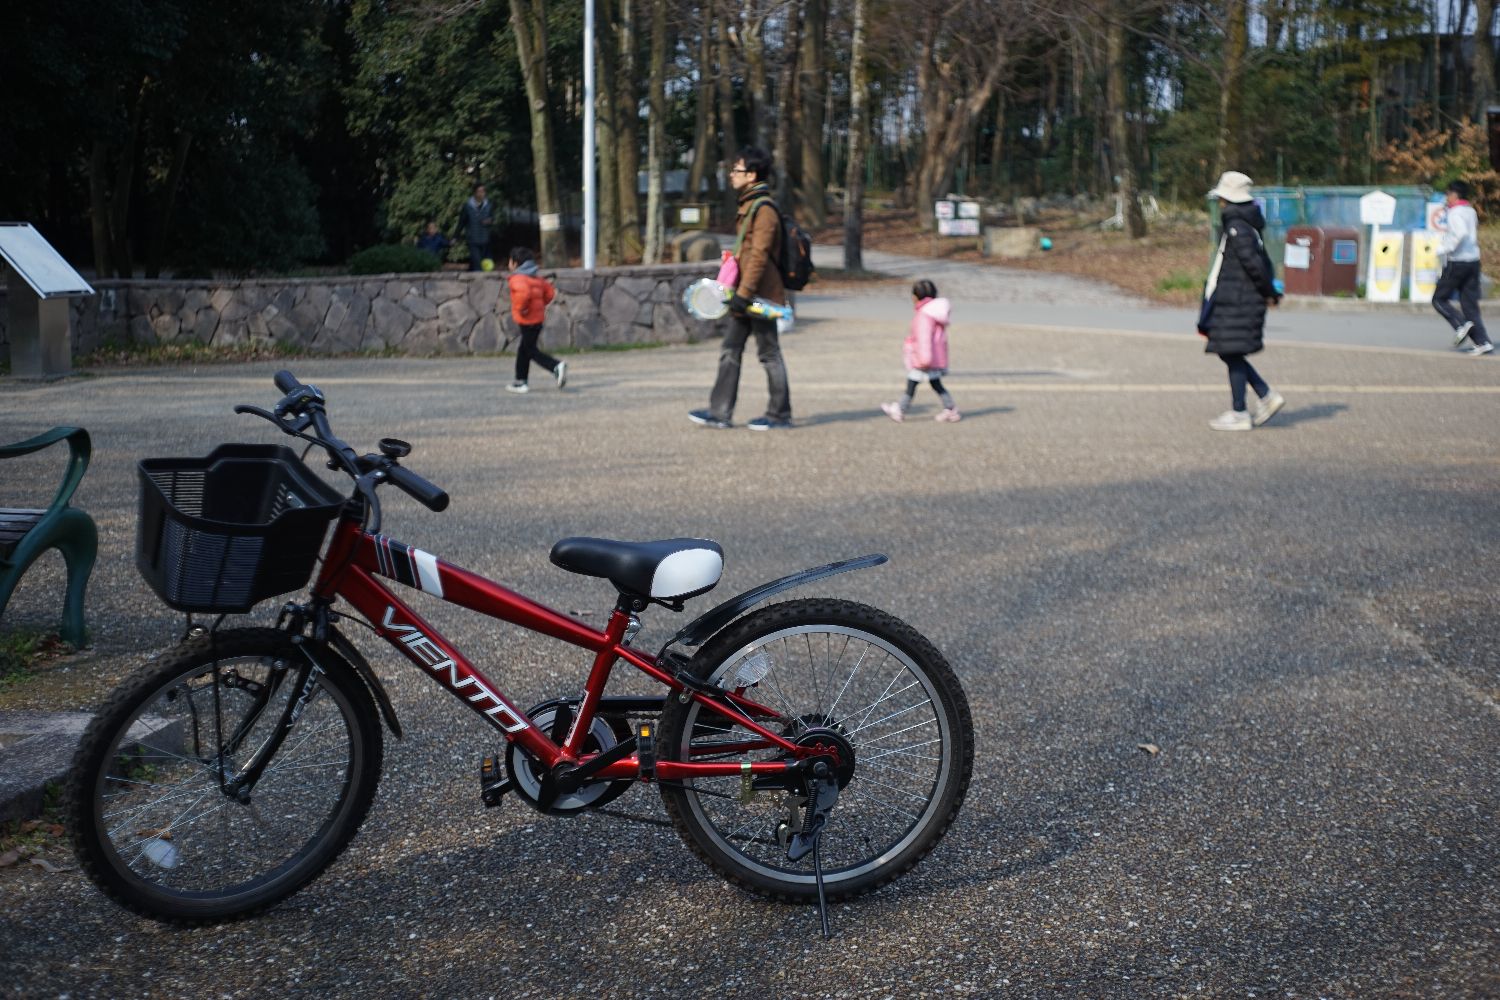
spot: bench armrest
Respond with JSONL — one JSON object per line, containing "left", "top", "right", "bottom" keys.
{"left": 0, "top": 426, "right": 92, "bottom": 515}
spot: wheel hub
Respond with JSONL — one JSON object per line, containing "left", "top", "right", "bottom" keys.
{"left": 792, "top": 727, "right": 856, "bottom": 788}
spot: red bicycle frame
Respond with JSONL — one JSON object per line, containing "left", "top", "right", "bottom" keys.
{"left": 310, "top": 514, "right": 811, "bottom": 782}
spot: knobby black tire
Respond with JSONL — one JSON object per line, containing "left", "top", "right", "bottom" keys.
{"left": 64, "top": 628, "right": 383, "bottom": 925}
{"left": 658, "top": 599, "right": 973, "bottom": 903}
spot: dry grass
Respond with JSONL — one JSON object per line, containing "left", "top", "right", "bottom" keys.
{"left": 812, "top": 208, "right": 1214, "bottom": 305}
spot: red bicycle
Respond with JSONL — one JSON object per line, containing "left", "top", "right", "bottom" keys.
{"left": 65, "top": 371, "right": 973, "bottom": 934}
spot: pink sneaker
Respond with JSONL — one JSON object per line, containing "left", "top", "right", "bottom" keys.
{"left": 880, "top": 402, "right": 905, "bottom": 423}
{"left": 935, "top": 408, "right": 961, "bottom": 422}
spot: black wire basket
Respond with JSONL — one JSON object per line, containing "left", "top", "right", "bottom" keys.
{"left": 137, "top": 444, "right": 347, "bottom": 613}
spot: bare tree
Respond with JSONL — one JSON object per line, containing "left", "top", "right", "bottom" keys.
{"left": 509, "top": 0, "right": 567, "bottom": 265}
{"left": 1214, "top": 0, "right": 1248, "bottom": 177}
{"left": 616, "top": 0, "right": 642, "bottom": 258}
{"left": 1104, "top": 13, "right": 1146, "bottom": 237}
{"left": 644, "top": 0, "right": 668, "bottom": 262}
{"left": 844, "top": 0, "right": 869, "bottom": 270}
{"left": 796, "top": 0, "right": 828, "bottom": 224}
{"left": 686, "top": 3, "right": 717, "bottom": 205}
{"left": 715, "top": 2, "right": 741, "bottom": 225}
{"left": 772, "top": 3, "right": 803, "bottom": 207}
{"left": 596, "top": 0, "right": 623, "bottom": 264}
{"left": 1477, "top": 0, "right": 1496, "bottom": 121}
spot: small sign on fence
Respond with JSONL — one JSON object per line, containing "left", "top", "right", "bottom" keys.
{"left": 934, "top": 200, "right": 982, "bottom": 237}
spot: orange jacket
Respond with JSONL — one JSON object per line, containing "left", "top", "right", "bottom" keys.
{"left": 508, "top": 270, "right": 556, "bottom": 325}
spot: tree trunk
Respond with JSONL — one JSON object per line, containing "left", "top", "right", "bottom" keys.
{"left": 715, "top": 3, "right": 741, "bottom": 227}
{"left": 1476, "top": 0, "right": 1495, "bottom": 121}
{"left": 643, "top": 0, "right": 668, "bottom": 263}
{"left": 1105, "top": 16, "right": 1146, "bottom": 238}
{"left": 989, "top": 91, "right": 1006, "bottom": 190}
{"left": 596, "top": 0, "right": 623, "bottom": 264}
{"left": 686, "top": 4, "right": 715, "bottom": 205}
{"left": 914, "top": 46, "right": 1008, "bottom": 226}
{"left": 510, "top": 0, "right": 567, "bottom": 266}
{"left": 741, "top": 12, "right": 772, "bottom": 147}
{"left": 146, "top": 130, "right": 193, "bottom": 279}
{"left": 1214, "top": 0, "right": 1248, "bottom": 178}
{"left": 88, "top": 140, "right": 113, "bottom": 279}
{"left": 109, "top": 78, "right": 150, "bottom": 278}
{"left": 615, "top": 0, "right": 642, "bottom": 258}
{"left": 796, "top": 0, "right": 827, "bottom": 224}
{"left": 772, "top": 4, "right": 802, "bottom": 208}
{"left": 844, "top": 0, "right": 868, "bottom": 271}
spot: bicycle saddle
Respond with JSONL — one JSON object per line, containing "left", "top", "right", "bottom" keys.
{"left": 550, "top": 537, "right": 724, "bottom": 601}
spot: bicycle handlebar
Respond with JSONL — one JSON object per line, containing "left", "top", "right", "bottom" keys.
{"left": 249, "top": 370, "right": 450, "bottom": 515}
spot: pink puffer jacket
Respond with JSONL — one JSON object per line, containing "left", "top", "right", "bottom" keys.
{"left": 902, "top": 297, "right": 952, "bottom": 371}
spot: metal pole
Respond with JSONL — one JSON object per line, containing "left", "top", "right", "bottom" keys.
{"left": 583, "top": 0, "right": 598, "bottom": 270}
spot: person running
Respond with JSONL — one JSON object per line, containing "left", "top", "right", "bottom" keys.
{"left": 880, "top": 279, "right": 960, "bottom": 422}
{"left": 1433, "top": 179, "right": 1495, "bottom": 357}
{"left": 504, "top": 247, "right": 566, "bottom": 394}
{"left": 1199, "top": 171, "right": 1285, "bottom": 431}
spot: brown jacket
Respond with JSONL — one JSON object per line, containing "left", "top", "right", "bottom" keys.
{"left": 734, "top": 186, "right": 786, "bottom": 306}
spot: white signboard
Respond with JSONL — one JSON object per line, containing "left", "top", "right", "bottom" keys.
{"left": 937, "top": 218, "right": 980, "bottom": 237}
{"left": 1284, "top": 244, "right": 1311, "bottom": 269}
{"left": 934, "top": 201, "right": 955, "bottom": 220}
{"left": 539, "top": 213, "right": 561, "bottom": 232}
{"left": 957, "top": 201, "right": 981, "bottom": 219}
{"left": 1359, "top": 190, "right": 1397, "bottom": 227}
{"left": 0, "top": 223, "right": 93, "bottom": 299}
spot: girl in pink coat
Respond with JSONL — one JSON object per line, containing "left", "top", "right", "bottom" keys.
{"left": 881, "top": 279, "right": 960, "bottom": 422}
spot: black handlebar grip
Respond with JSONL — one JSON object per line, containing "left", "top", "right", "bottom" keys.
{"left": 386, "top": 464, "right": 450, "bottom": 512}
{"left": 273, "top": 370, "right": 301, "bottom": 394}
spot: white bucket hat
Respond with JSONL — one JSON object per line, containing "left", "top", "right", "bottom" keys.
{"left": 1208, "top": 171, "right": 1254, "bottom": 204}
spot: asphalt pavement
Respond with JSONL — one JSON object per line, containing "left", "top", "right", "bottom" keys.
{"left": 0, "top": 258, "right": 1497, "bottom": 998}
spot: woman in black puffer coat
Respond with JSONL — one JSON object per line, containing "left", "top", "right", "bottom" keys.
{"left": 1199, "top": 171, "right": 1286, "bottom": 431}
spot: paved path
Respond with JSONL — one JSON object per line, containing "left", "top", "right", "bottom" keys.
{"left": 810, "top": 243, "right": 1471, "bottom": 355}
{"left": 1, "top": 260, "right": 1497, "bottom": 997}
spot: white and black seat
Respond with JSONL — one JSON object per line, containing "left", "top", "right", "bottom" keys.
{"left": 549, "top": 537, "right": 723, "bottom": 603}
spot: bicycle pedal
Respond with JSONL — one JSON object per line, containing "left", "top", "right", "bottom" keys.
{"left": 479, "top": 753, "right": 512, "bottom": 808}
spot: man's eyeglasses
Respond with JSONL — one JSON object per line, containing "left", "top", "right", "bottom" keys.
{"left": 729, "top": 167, "right": 750, "bottom": 175}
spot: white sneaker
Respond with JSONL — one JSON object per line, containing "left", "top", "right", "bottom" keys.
{"left": 505, "top": 382, "right": 529, "bottom": 394}
{"left": 1454, "top": 321, "right": 1474, "bottom": 347}
{"left": 1209, "top": 409, "right": 1252, "bottom": 431}
{"left": 554, "top": 361, "right": 568, "bottom": 388}
{"left": 1466, "top": 341, "right": 1495, "bottom": 356}
{"left": 1252, "top": 390, "right": 1285, "bottom": 427}
{"left": 879, "top": 402, "right": 904, "bottom": 423}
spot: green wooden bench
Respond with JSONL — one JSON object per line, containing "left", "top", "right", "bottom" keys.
{"left": 0, "top": 427, "right": 97, "bottom": 646}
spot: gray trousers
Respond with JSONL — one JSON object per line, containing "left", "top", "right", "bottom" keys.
{"left": 708, "top": 313, "right": 791, "bottom": 422}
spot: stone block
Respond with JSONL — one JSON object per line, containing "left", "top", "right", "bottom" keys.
{"left": 403, "top": 293, "right": 438, "bottom": 321}
{"left": 470, "top": 314, "right": 502, "bottom": 353}
{"left": 468, "top": 276, "right": 501, "bottom": 318}
{"left": 371, "top": 296, "right": 414, "bottom": 347}
{"left": 193, "top": 307, "right": 220, "bottom": 344}
{"left": 152, "top": 313, "right": 181, "bottom": 342}
{"left": 437, "top": 296, "right": 477, "bottom": 334}
{"left": 982, "top": 227, "right": 1041, "bottom": 259}
{"left": 614, "top": 276, "right": 657, "bottom": 302}
{"left": 217, "top": 321, "right": 250, "bottom": 346}
{"left": 405, "top": 319, "right": 442, "bottom": 354}
{"left": 129, "top": 314, "right": 157, "bottom": 346}
{"left": 652, "top": 302, "right": 689, "bottom": 344}
{"left": 428, "top": 279, "right": 466, "bottom": 302}
{"left": 209, "top": 288, "right": 234, "bottom": 313}
{"left": 672, "top": 230, "right": 721, "bottom": 263}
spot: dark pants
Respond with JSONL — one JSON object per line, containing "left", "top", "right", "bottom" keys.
{"left": 468, "top": 240, "right": 491, "bottom": 271}
{"left": 1220, "top": 354, "right": 1269, "bottom": 412}
{"left": 901, "top": 377, "right": 954, "bottom": 407}
{"left": 1433, "top": 260, "right": 1491, "bottom": 345}
{"left": 514, "top": 324, "right": 559, "bottom": 382}
{"left": 708, "top": 313, "right": 791, "bottom": 422}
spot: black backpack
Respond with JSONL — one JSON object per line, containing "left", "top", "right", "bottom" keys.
{"left": 739, "top": 197, "right": 816, "bottom": 291}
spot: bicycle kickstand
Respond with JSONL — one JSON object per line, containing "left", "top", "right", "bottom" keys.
{"left": 786, "top": 762, "right": 841, "bottom": 940}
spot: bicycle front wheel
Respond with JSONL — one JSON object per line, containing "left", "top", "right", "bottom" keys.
{"left": 65, "top": 628, "right": 383, "bottom": 924}
{"left": 659, "top": 599, "right": 973, "bottom": 902}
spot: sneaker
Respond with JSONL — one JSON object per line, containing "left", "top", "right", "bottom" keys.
{"left": 554, "top": 360, "right": 568, "bottom": 388}
{"left": 688, "top": 408, "right": 732, "bottom": 429}
{"left": 880, "top": 402, "right": 905, "bottom": 423}
{"left": 505, "top": 382, "right": 529, "bottom": 394}
{"left": 1209, "top": 409, "right": 1252, "bottom": 431}
{"left": 746, "top": 416, "right": 792, "bottom": 431}
{"left": 935, "top": 408, "right": 962, "bottom": 423}
{"left": 1466, "top": 341, "right": 1495, "bottom": 356}
{"left": 1454, "top": 321, "right": 1474, "bottom": 347}
{"left": 1252, "top": 390, "right": 1285, "bottom": 427}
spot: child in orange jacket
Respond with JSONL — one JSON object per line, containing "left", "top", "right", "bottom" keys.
{"left": 505, "top": 247, "right": 565, "bottom": 393}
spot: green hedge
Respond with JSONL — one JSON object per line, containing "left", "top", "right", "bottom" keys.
{"left": 347, "top": 244, "right": 443, "bottom": 276}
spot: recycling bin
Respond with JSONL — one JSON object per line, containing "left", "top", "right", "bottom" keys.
{"left": 1283, "top": 225, "right": 1361, "bottom": 296}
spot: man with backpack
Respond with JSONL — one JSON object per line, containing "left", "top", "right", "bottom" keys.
{"left": 688, "top": 146, "right": 795, "bottom": 430}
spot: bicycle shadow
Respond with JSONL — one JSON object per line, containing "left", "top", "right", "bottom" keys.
{"left": 797, "top": 405, "right": 1014, "bottom": 428}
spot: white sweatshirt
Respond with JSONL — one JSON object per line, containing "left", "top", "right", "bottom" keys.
{"left": 1440, "top": 202, "right": 1480, "bottom": 262}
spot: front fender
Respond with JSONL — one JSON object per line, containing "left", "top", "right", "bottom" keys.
{"left": 667, "top": 553, "right": 887, "bottom": 649}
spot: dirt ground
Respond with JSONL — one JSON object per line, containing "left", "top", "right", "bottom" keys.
{"left": 811, "top": 207, "right": 1212, "bottom": 305}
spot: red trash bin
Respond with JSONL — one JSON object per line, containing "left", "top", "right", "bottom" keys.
{"left": 1283, "top": 226, "right": 1361, "bottom": 296}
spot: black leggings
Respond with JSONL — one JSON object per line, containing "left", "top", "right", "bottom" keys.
{"left": 1220, "top": 354, "right": 1268, "bottom": 411}
{"left": 900, "top": 377, "right": 954, "bottom": 410}
{"left": 515, "top": 324, "right": 560, "bottom": 382}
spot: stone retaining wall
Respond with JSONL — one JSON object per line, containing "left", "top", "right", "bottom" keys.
{"left": 0, "top": 263, "right": 727, "bottom": 364}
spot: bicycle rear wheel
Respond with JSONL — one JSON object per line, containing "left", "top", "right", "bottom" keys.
{"left": 658, "top": 599, "right": 973, "bottom": 902}
{"left": 65, "top": 628, "right": 383, "bottom": 924}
